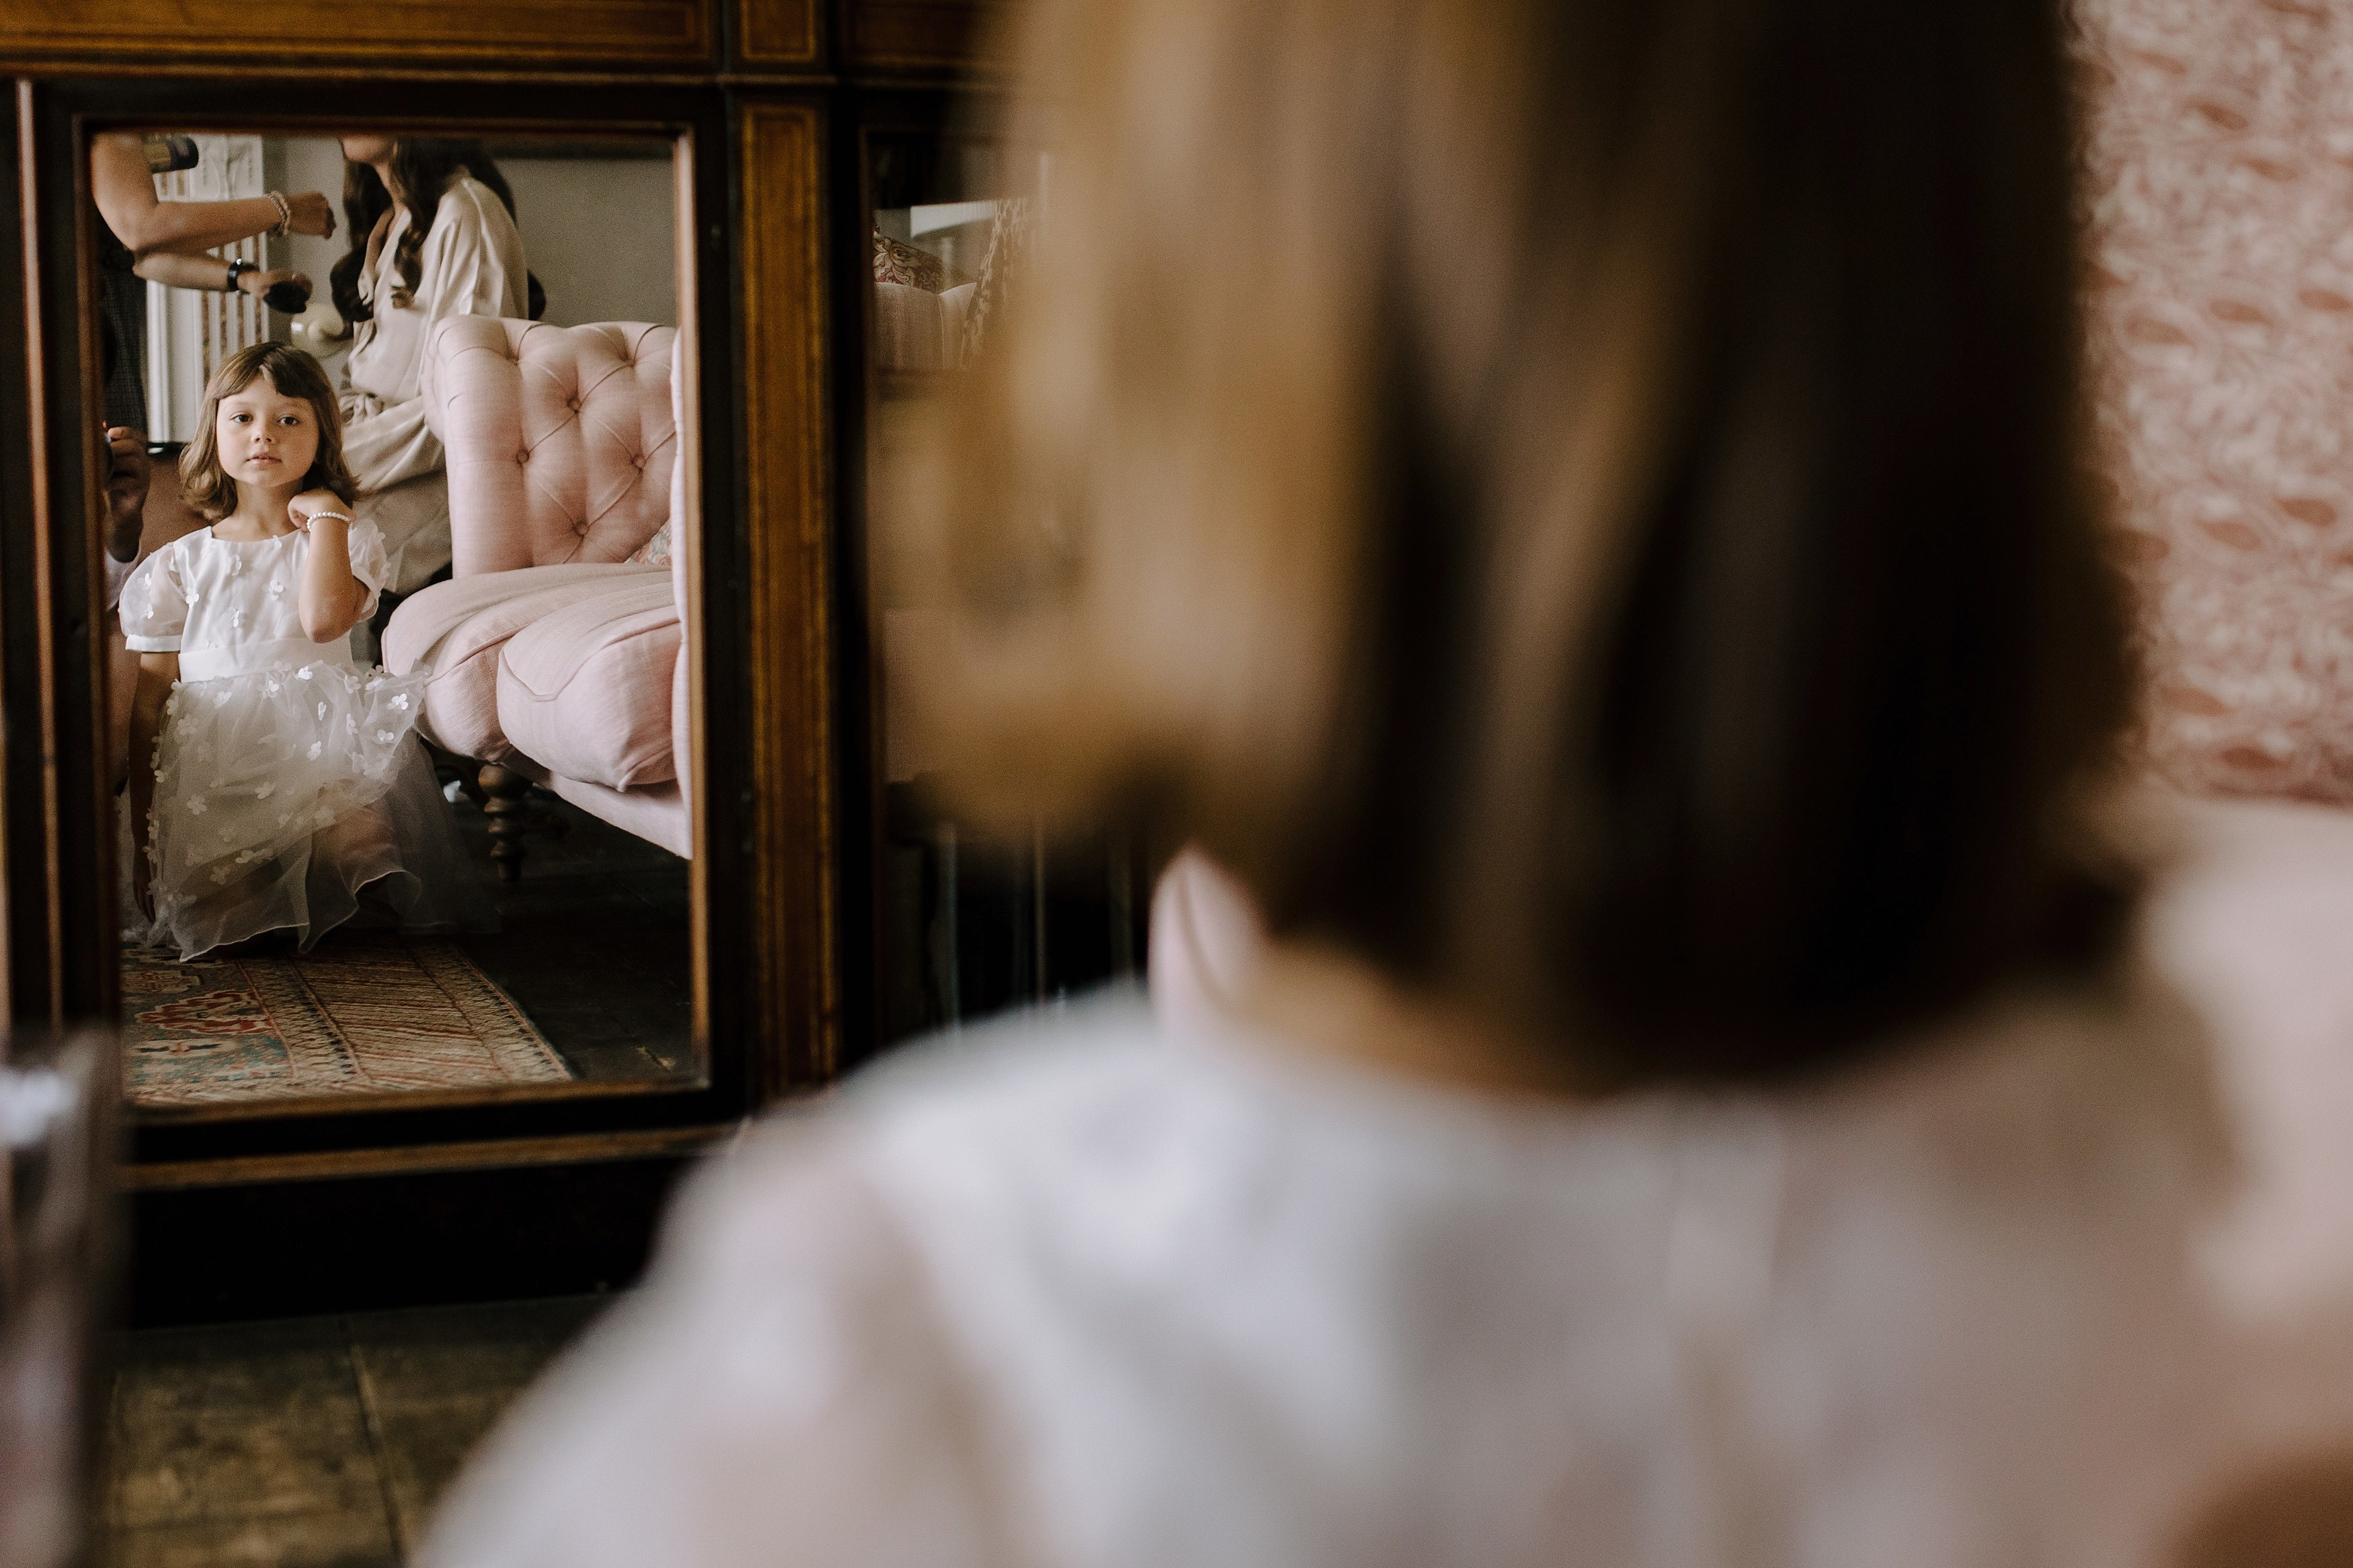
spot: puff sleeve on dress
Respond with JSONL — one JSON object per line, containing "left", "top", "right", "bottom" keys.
{"left": 119, "top": 542, "right": 188, "bottom": 653}
{"left": 339, "top": 518, "right": 392, "bottom": 621}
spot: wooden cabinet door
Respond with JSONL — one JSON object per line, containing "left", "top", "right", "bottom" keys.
{"left": 839, "top": 0, "right": 1002, "bottom": 71}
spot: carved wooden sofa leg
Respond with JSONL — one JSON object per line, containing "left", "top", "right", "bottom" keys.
{"left": 479, "top": 764, "right": 533, "bottom": 882}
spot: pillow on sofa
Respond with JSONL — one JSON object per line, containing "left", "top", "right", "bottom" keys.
{"left": 873, "top": 233, "right": 966, "bottom": 292}
{"left": 629, "top": 521, "right": 672, "bottom": 568}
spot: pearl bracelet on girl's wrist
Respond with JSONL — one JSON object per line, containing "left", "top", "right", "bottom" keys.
{"left": 304, "top": 509, "right": 353, "bottom": 526}
{"left": 266, "top": 190, "right": 292, "bottom": 237}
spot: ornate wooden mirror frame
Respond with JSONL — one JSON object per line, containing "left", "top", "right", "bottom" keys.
{"left": 0, "top": 0, "right": 993, "bottom": 1317}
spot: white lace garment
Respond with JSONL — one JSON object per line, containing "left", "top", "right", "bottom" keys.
{"left": 119, "top": 520, "right": 487, "bottom": 957}
{"left": 339, "top": 175, "right": 529, "bottom": 591}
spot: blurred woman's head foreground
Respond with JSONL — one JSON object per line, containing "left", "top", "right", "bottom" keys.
{"left": 915, "top": 0, "right": 2135, "bottom": 1088}
{"left": 417, "top": 5, "right": 2353, "bottom": 1565}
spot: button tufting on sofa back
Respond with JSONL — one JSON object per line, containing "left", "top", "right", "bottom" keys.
{"left": 422, "top": 317, "right": 679, "bottom": 576}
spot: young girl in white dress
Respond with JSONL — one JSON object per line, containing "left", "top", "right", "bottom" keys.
{"left": 121, "top": 341, "right": 488, "bottom": 960}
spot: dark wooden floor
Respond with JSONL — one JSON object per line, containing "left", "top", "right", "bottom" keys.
{"left": 442, "top": 789, "right": 693, "bottom": 1082}
{"left": 104, "top": 1295, "right": 608, "bottom": 1567}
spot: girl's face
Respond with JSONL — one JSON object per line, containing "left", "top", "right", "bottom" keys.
{"left": 340, "top": 135, "right": 395, "bottom": 167}
{"left": 214, "top": 380, "right": 319, "bottom": 494}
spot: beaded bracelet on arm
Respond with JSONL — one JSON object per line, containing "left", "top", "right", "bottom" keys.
{"left": 266, "top": 190, "right": 292, "bottom": 237}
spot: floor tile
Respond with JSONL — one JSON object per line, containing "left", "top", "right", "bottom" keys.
{"left": 105, "top": 1296, "right": 608, "bottom": 1567}
{"left": 344, "top": 1298, "right": 606, "bottom": 1552}
{"left": 111, "top": 1510, "right": 399, "bottom": 1568}
{"left": 110, "top": 1320, "right": 385, "bottom": 1533}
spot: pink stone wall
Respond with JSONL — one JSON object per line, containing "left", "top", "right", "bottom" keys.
{"left": 2078, "top": 0, "right": 2353, "bottom": 800}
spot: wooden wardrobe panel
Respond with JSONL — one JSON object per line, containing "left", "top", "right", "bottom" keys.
{"left": 0, "top": 0, "right": 712, "bottom": 68}
{"left": 842, "top": 0, "right": 1002, "bottom": 71}
{"left": 736, "top": 0, "right": 822, "bottom": 68}
{"left": 0, "top": 93, "right": 41, "bottom": 1025}
{"left": 737, "top": 101, "right": 840, "bottom": 1095}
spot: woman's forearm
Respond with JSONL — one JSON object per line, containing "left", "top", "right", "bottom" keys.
{"left": 124, "top": 209, "right": 284, "bottom": 259}
{"left": 91, "top": 133, "right": 288, "bottom": 262}
{"left": 112, "top": 196, "right": 282, "bottom": 263}
{"left": 136, "top": 254, "right": 313, "bottom": 310}
{"left": 132, "top": 251, "right": 243, "bottom": 292}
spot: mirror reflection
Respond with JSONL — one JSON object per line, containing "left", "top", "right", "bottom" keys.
{"left": 95, "top": 132, "right": 696, "bottom": 1110}
{"left": 865, "top": 138, "right": 1149, "bottom": 1049}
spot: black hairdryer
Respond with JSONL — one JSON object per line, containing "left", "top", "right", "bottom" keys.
{"left": 142, "top": 135, "right": 200, "bottom": 175}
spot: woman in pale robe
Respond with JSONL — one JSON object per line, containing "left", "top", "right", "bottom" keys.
{"left": 330, "top": 136, "right": 530, "bottom": 595}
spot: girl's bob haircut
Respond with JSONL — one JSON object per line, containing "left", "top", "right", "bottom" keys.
{"left": 179, "top": 341, "right": 358, "bottom": 522}
{"left": 905, "top": 0, "right": 2139, "bottom": 1089}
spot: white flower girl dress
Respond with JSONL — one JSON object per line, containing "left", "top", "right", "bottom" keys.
{"left": 120, "top": 518, "right": 491, "bottom": 960}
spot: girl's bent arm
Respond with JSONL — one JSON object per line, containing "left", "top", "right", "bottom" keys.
{"left": 296, "top": 512, "right": 372, "bottom": 642}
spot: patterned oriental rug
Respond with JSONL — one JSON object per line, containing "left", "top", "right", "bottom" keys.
{"left": 122, "top": 936, "right": 573, "bottom": 1106}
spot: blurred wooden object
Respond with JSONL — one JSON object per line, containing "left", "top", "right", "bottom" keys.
{"left": 2173, "top": 1450, "right": 2353, "bottom": 1568}
{"left": 839, "top": 0, "right": 1004, "bottom": 69}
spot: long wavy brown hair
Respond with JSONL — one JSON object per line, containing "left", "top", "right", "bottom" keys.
{"left": 329, "top": 138, "right": 538, "bottom": 323}
{"left": 910, "top": 0, "right": 2138, "bottom": 1089}
{"left": 178, "top": 343, "right": 358, "bottom": 522}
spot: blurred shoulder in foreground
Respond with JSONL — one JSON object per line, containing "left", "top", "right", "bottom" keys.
{"left": 423, "top": 809, "right": 2353, "bottom": 1568}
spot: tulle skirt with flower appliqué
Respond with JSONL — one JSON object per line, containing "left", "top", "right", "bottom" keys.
{"left": 124, "top": 661, "right": 494, "bottom": 960}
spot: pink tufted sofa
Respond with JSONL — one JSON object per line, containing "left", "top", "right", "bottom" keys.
{"left": 381, "top": 317, "right": 691, "bottom": 873}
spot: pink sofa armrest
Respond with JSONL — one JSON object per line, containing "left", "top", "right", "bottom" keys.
{"left": 670, "top": 333, "right": 693, "bottom": 813}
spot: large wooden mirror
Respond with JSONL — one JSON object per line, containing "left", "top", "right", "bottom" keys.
{"left": 90, "top": 126, "right": 699, "bottom": 1112}
{"left": 0, "top": 11, "right": 893, "bottom": 1312}
{"left": 0, "top": 73, "right": 840, "bottom": 1243}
